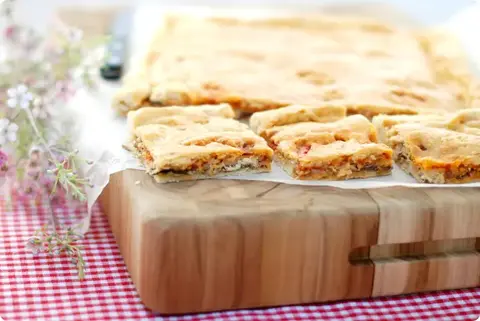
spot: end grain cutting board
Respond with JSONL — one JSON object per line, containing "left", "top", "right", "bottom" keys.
{"left": 59, "top": 6, "right": 480, "bottom": 315}
{"left": 100, "top": 170, "right": 480, "bottom": 314}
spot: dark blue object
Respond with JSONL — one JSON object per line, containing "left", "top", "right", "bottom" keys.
{"left": 100, "top": 10, "right": 132, "bottom": 81}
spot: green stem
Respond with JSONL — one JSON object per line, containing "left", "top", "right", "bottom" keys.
{"left": 24, "top": 108, "right": 55, "bottom": 159}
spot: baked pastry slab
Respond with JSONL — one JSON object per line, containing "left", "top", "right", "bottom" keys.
{"left": 113, "top": 12, "right": 455, "bottom": 116}
{"left": 389, "top": 125, "right": 480, "bottom": 184}
{"left": 275, "top": 136, "right": 393, "bottom": 180}
{"left": 128, "top": 104, "right": 273, "bottom": 183}
{"left": 266, "top": 115, "right": 393, "bottom": 180}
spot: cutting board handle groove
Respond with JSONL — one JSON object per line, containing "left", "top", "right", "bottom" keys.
{"left": 349, "top": 237, "right": 480, "bottom": 265}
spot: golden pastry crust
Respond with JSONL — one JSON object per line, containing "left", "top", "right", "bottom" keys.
{"left": 372, "top": 114, "right": 448, "bottom": 144}
{"left": 275, "top": 139, "right": 393, "bottom": 180}
{"left": 417, "top": 29, "right": 471, "bottom": 84}
{"left": 416, "top": 28, "right": 479, "bottom": 108}
{"left": 113, "top": 73, "right": 152, "bottom": 114}
{"left": 316, "top": 83, "right": 463, "bottom": 119}
{"left": 389, "top": 126, "right": 480, "bottom": 184}
{"left": 447, "top": 109, "right": 480, "bottom": 130}
{"left": 373, "top": 108, "right": 480, "bottom": 145}
{"left": 204, "top": 12, "right": 397, "bottom": 32}
{"left": 249, "top": 104, "right": 347, "bottom": 138}
{"left": 127, "top": 103, "right": 235, "bottom": 132}
{"left": 128, "top": 105, "right": 273, "bottom": 183}
{"left": 263, "top": 114, "right": 392, "bottom": 180}
{"left": 266, "top": 115, "right": 379, "bottom": 149}
{"left": 113, "top": 12, "right": 456, "bottom": 116}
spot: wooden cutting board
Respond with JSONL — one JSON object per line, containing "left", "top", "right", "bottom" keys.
{"left": 100, "top": 170, "right": 480, "bottom": 314}
{"left": 59, "top": 6, "right": 480, "bottom": 315}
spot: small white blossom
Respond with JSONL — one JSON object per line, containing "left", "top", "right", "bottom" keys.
{"left": 0, "top": 118, "right": 18, "bottom": 145}
{"left": 6, "top": 84, "right": 33, "bottom": 109}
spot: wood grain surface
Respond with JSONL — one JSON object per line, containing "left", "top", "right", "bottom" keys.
{"left": 61, "top": 6, "right": 480, "bottom": 314}
{"left": 100, "top": 170, "right": 480, "bottom": 314}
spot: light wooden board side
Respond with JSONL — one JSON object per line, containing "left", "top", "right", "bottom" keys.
{"left": 100, "top": 170, "right": 480, "bottom": 314}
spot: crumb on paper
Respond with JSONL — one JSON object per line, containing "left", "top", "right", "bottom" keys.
{"left": 135, "top": 180, "right": 141, "bottom": 185}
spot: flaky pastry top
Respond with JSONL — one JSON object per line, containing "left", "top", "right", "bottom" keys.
{"left": 447, "top": 109, "right": 480, "bottom": 129}
{"left": 249, "top": 104, "right": 346, "bottom": 137}
{"left": 277, "top": 139, "right": 392, "bottom": 163}
{"left": 129, "top": 104, "right": 272, "bottom": 170}
{"left": 127, "top": 104, "right": 235, "bottom": 132}
{"left": 374, "top": 108, "right": 480, "bottom": 144}
{"left": 316, "top": 83, "right": 463, "bottom": 114}
{"left": 135, "top": 123, "right": 272, "bottom": 169}
{"left": 113, "top": 12, "right": 453, "bottom": 114}
{"left": 267, "top": 114, "right": 378, "bottom": 146}
{"left": 392, "top": 126, "right": 480, "bottom": 165}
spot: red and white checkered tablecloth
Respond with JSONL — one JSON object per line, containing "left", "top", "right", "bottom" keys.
{"left": 1, "top": 196, "right": 480, "bottom": 321}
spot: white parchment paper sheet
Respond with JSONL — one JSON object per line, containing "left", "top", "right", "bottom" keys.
{"left": 70, "top": 3, "right": 480, "bottom": 234}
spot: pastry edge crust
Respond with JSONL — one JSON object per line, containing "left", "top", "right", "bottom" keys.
{"left": 273, "top": 149, "right": 392, "bottom": 181}
{"left": 132, "top": 135, "right": 273, "bottom": 183}
{"left": 249, "top": 104, "right": 347, "bottom": 138}
{"left": 151, "top": 166, "right": 271, "bottom": 183}
{"left": 115, "top": 96, "right": 440, "bottom": 118}
{"left": 393, "top": 141, "right": 480, "bottom": 184}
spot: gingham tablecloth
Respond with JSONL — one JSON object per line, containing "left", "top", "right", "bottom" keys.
{"left": 1, "top": 196, "right": 480, "bottom": 321}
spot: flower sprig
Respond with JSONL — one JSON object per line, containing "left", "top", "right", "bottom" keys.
{"left": 27, "top": 224, "right": 86, "bottom": 280}
{"left": 49, "top": 149, "right": 93, "bottom": 202}
{"left": 0, "top": 0, "right": 106, "bottom": 279}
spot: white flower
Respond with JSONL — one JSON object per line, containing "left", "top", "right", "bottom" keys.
{"left": 6, "top": 84, "right": 33, "bottom": 109}
{"left": 0, "top": 118, "right": 18, "bottom": 145}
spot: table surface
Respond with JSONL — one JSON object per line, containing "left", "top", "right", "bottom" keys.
{"left": 0, "top": 195, "right": 479, "bottom": 321}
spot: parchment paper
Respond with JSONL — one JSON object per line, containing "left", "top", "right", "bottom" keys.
{"left": 69, "top": 2, "right": 480, "bottom": 234}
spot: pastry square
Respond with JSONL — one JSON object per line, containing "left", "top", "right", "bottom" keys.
{"left": 127, "top": 104, "right": 273, "bottom": 183}
{"left": 389, "top": 125, "right": 480, "bottom": 184}
{"left": 249, "top": 104, "right": 347, "bottom": 139}
{"left": 113, "top": 12, "right": 441, "bottom": 116}
{"left": 267, "top": 115, "right": 393, "bottom": 180}
{"left": 275, "top": 137, "right": 393, "bottom": 180}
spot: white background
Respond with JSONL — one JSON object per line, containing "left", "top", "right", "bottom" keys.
{"left": 17, "top": 0, "right": 472, "bottom": 26}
